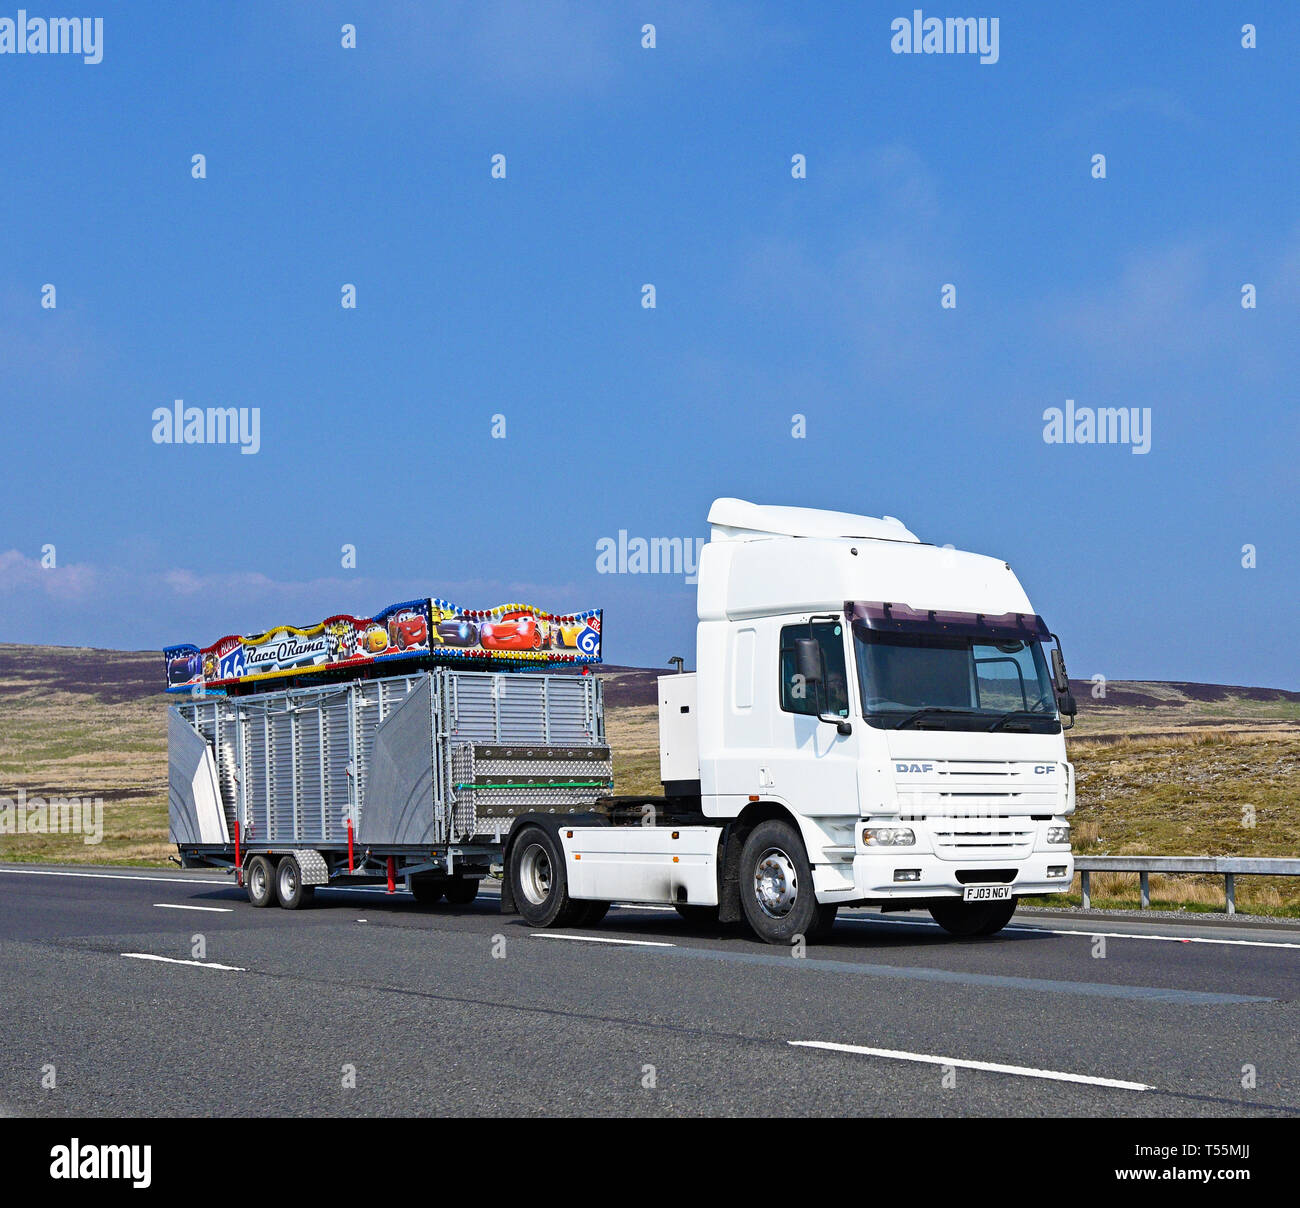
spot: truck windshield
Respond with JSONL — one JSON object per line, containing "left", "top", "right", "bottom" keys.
{"left": 853, "top": 626, "right": 1060, "bottom": 732}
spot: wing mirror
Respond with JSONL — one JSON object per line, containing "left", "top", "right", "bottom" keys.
{"left": 1050, "top": 645, "right": 1069, "bottom": 694}
{"left": 794, "top": 636, "right": 852, "bottom": 736}
{"left": 1050, "top": 638, "right": 1076, "bottom": 728}
{"left": 794, "top": 637, "right": 823, "bottom": 685}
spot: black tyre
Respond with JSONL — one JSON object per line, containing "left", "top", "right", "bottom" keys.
{"left": 409, "top": 875, "right": 446, "bottom": 905}
{"left": 573, "top": 900, "right": 610, "bottom": 926}
{"left": 674, "top": 903, "right": 720, "bottom": 927}
{"left": 275, "top": 855, "right": 315, "bottom": 910}
{"left": 929, "top": 896, "right": 1017, "bottom": 937}
{"left": 738, "top": 819, "right": 824, "bottom": 945}
{"left": 508, "top": 826, "right": 582, "bottom": 927}
{"left": 808, "top": 903, "right": 839, "bottom": 940}
{"left": 246, "top": 855, "right": 275, "bottom": 907}
{"left": 443, "top": 877, "right": 479, "bottom": 906}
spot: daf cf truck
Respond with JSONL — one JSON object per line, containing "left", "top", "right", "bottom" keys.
{"left": 167, "top": 498, "right": 1077, "bottom": 944}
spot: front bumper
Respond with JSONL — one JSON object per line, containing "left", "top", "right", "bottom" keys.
{"left": 815, "top": 851, "right": 1074, "bottom": 902}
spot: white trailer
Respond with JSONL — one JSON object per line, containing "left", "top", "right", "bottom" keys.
{"left": 170, "top": 498, "right": 1076, "bottom": 943}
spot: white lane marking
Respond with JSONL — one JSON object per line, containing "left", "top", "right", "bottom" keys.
{"left": 834, "top": 913, "right": 1300, "bottom": 950}
{"left": 0, "top": 868, "right": 217, "bottom": 886}
{"left": 121, "top": 953, "right": 245, "bottom": 972}
{"left": 614, "top": 903, "right": 677, "bottom": 912}
{"left": 530, "top": 933, "right": 675, "bottom": 948}
{"left": 8, "top": 867, "right": 1294, "bottom": 950}
{"left": 789, "top": 1040, "right": 1153, "bottom": 1092}
{"left": 153, "top": 903, "right": 232, "bottom": 913}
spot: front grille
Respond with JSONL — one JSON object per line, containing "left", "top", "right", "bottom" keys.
{"left": 956, "top": 868, "right": 1018, "bottom": 884}
{"left": 928, "top": 817, "right": 1034, "bottom": 860}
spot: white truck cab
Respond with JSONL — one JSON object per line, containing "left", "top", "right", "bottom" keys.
{"left": 504, "top": 498, "right": 1076, "bottom": 944}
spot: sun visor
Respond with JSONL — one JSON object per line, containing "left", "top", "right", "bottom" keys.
{"left": 847, "top": 601, "right": 1051, "bottom": 641}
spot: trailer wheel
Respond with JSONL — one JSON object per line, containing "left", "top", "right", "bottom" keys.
{"left": 509, "top": 826, "right": 581, "bottom": 927}
{"left": 443, "top": 877, "right": 479, "bottom": 906}
{"left": 409, "top": 876, "right": 445, "bottom": 905}
{"left": 929, "top": 897, "right": 1017, "bottom": 937}
{"left": 738, "top": 819, "right": 826, "bottom": 946}
{"left": 246, "top": 855, "right": 275, "bottom": 908}
{"left": 275, "top": 855, "right": 315, "bottom": 910}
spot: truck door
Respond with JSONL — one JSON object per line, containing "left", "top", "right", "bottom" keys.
{"left": 770, "top": 618, "right": 861, "bottom": 819}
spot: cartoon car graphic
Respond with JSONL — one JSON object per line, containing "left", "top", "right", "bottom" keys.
{"left": 552, "top": 619, "right": 584, "bottom": 649}
{"left": 167, "top": 652, "right": 203, "bottom": 686}
{"left": 553, "top": 618, "right": 600, "bottom": 655}
{"left": 361, "top": 625, "right": 389, "bottom": 654}
{"left": 479, "top": 610, "right": 544, "bottom": 651}
{"left": 434, "top": 615, "right": 480, "bottom": 646}
{"left": 386, "top": 610, "right": 428, "bottom": 651}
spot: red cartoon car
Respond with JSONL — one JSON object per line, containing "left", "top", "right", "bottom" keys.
{"left": 478, "top": 610, "right": 544, "bottom": 651}
{"left": 387, "top": 610, "right": 429, "bottom": 651}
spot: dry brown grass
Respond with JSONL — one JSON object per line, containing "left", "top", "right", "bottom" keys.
{"left": 1, "top": 648, "right": 1297, "bottom": 916}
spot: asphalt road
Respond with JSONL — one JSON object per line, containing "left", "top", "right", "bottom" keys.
{"left": 1, "top": 863, "right": 1297, "bottom": 1117}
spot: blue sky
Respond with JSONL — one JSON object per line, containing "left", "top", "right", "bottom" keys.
{"left": 1, "top": 1, "right": 1297, "bottom": 688}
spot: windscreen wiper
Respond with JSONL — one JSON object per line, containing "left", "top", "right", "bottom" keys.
{"left": 894, "top": 707, "right": 971, "bottom": 729}
{"left": 987, "top": 710, "right": 1049, "bottom": 732}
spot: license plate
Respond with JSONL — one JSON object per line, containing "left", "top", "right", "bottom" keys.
{"left": 962, "top": 884, "right": 1013, "bottom": 902}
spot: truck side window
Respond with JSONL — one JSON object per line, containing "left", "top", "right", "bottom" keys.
{"left": 779, "top": 621, "right": 850, "bottom": 717}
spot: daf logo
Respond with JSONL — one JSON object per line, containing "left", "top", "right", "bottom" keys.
{"left": 894, "top": 762, "right": 934, "bottom": 774}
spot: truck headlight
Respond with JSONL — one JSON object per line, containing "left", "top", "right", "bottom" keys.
{"left": 1045, "top": 825, "right": 1070, "bottom": 845}
{"left": 865, "top": 827, "right": 915, "bottom": 847}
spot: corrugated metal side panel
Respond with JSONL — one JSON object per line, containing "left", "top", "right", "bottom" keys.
{"left": 267, "top": 711, "right": 295, "bottom": 843}
{"left": 443, "top": 671, "right": 602, "bottom": 746}
{"left": 174, "top": 670, "right": 599, "bottom": 849}
{"left": 324, "top": 694, "right": 352, "bottom": 842}
{"left": 545, "top": 674, "right": 602, "bottom": 744}
{"left": 296, "top": 708, "right": 324, "bottom": 843}
{"left": 244, "top": 709, "right": 269, "bottom": 842}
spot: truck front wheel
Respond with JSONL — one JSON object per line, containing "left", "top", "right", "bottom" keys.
{"left": 929, "top": 897, "right": 1017, "bottom": 937}
{"left": 738, "top": 820, "right": 834, "bottom": 945}
{"left": 509, "top": 826, "right": 582, "bottom": 927}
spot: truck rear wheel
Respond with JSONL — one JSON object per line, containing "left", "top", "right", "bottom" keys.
{"left": 509, "top": 826, "right": 582, "bottom": 927}
{"left": 246, "top": 855, "right": 275, "bottom": 907}
{"left": 929, "top": 897, "right": 1017, "bottom": 937}
{"left": 674, "top": 903, "right": 720, "bottom": 927}
{"left": 275, "top": 855, "right": 315, "bottom": 910}
{"left": 738, "top": 820, "right": 831, "bottom": 945}
{"left": 443, "top": 877, "right": 479, "bottom": 905}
